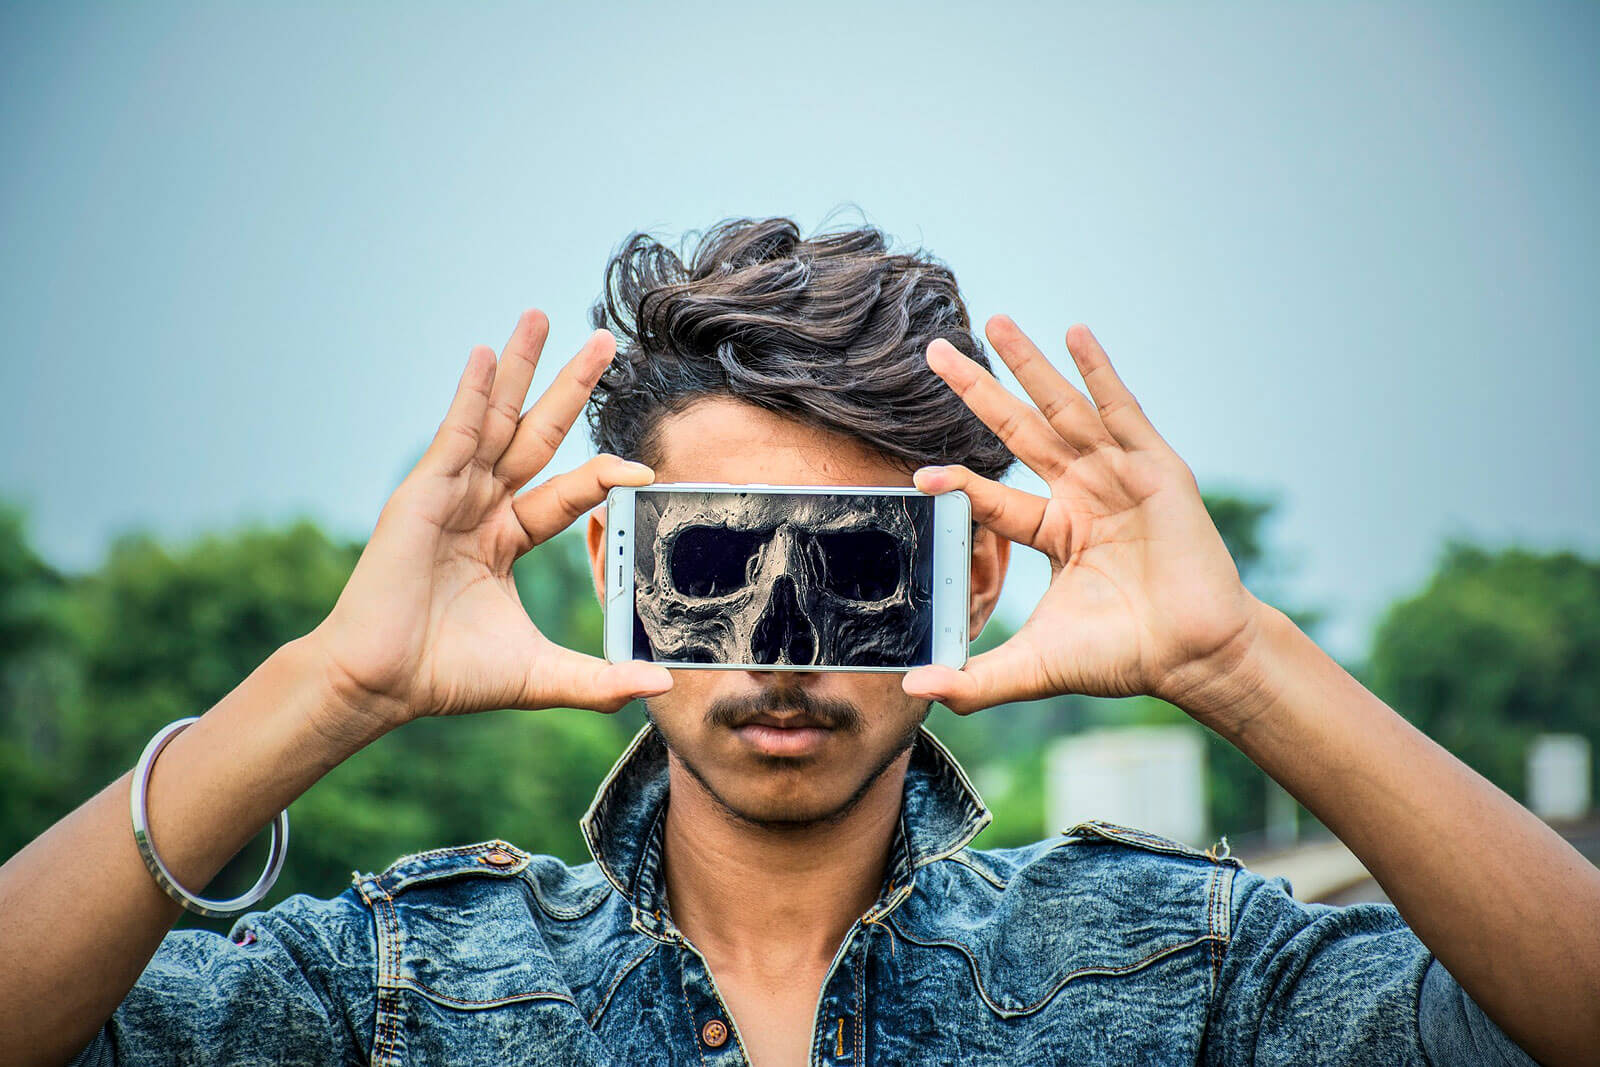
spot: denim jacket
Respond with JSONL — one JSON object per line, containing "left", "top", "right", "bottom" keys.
{"left": 75, "top": 723, "right": 1536, "bottom": 1065}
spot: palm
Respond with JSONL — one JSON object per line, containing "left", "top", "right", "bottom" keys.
{"left": 906, "top": 318, "right": 1258, "bottom": 715}
{"left": 354, "top": 499, "right": 543, "bottom": 719}
{"left": 311, "top": 311, "right": 670, "bottom": 731}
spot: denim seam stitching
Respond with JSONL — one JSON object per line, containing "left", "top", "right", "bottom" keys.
{"left": 526, "top": 874, "right": 611, "bottom": 921}
{"left": 909, "top": 726, "right": 993, "bottom": 863}
{"left": 360, "top": 877, "right": 403, "bottom": 1067}
{"left": 1206, "top": 865, "right": 1222, "bottom": 995}
{"left": 378, "top": 840, "right": 531, "bottom": 896}
{"left": 854, "top": 936, "right": 865, "bottom": 1060}
{"left": 366, "top": 880, "right": 392, "bottom": 1067}
{"left": 587, "top": 943, "right": 658, "bottom": 1029}
{"left": 630, "top": 801, "right": 669, "bottom": 911}
{"left": 893, "top": 807, "right": 915, "bottom": 886}
{"left": 395, "top": 977, "right": 578, "bottom": 1010}
{"left": 886, "top": 916, "right": 1223, "bottom": 1019}
{"left": 942, "top": 850, "right": 1010, "bottom": 891}
{"left": 1064, "top": 820, "right": 1211, "bottom": 860}
{"left": 379, "top": 881, "right": 402, "bottom": 1067}
{"left": 579, "top": 722, "right": 656, "bottom": 900}
{"left": 352, "top": 878, "right": 383, "bottom": 1065}
{"left": 675, "top": 947, "right": 711, "bottom": 1067}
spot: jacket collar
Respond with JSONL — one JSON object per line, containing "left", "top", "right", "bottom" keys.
{"left": 579, "top": 721, "right": 991, "bottom": 937}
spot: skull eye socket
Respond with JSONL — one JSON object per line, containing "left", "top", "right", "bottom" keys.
{"left": 816, "top": 529, "right": 901, "bottom": 601}
{"left": 669, "top": 525, "right": 769, "bottom": 598}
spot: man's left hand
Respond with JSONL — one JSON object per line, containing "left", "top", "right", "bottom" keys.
{"left": 903, "top": 316, "right": 1265, "bottom": 727}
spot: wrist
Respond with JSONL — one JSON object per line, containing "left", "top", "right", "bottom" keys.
{"left": 284, "top": 632, "right": 411, "bottom": 755}
{"left": 1158, "top": 594, "right": 1294, "bottom": 739}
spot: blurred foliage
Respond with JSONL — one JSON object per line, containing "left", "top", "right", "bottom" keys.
{"left": 0, "top": 502, "right": 644, "bottom": 931}
{"left": 2, "top": 493, "right": 1592, "bottom": 930}
{"left": 1368, "top": 543, "right": 1600, "bottom": 803}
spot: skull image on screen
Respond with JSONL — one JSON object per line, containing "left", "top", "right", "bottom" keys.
{"left": 633, "top": 491, "right": 934, "bottom": 667}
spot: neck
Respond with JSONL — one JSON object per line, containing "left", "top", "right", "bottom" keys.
{"left": 660, "top": 750, "right": 909, "bottom": 982}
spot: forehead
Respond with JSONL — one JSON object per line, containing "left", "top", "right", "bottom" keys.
{"left": 648, "top": 396, "right": 914, "bottom": 488}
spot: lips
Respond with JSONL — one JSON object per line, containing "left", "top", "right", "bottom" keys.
{"left": 729, "top": 711, "right": 835, "bottom": 757}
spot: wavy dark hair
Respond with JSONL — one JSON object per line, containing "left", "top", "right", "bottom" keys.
{"left": 585, "top": 213, "right": 1015, "bottom": 481}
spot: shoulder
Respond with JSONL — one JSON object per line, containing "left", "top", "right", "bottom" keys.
{"left": 925, "top": 819, "right": 1240, "bottom": 907}
{"left": 889, "top": 821, "right": 1243, "bottom": 1018}
{"left": 354, "top": 837, "right": 615, "bottom": 922}
{"left": 350, "top": 839, "right": 632, "bottom": 1015}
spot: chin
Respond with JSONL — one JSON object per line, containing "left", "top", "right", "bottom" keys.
{"left": 694, "top": 745, "right": 909, "bottom": 831}
{"left": 718, "top": 787, "right": 867, "bottom": 830}
{"left": 720, "top": 793, "right": 864, "bottom": 831}
{"left": 697, "top": 760, "right": 861, "bottom": 826}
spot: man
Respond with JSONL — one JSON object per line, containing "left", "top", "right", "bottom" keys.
{"left": 0, "top": 217, "right": 1594, "bottom": 1066}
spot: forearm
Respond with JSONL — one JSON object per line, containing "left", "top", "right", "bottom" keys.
{"left": 1192, "top": 602, "right": 1600, "bottom": 1067}
{"left": 0, "top": 633, "right": 392, "bottom": 1067}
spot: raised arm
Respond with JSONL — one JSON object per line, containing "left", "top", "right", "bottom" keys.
{"left": 0, "top": 310, "right": 671, "bottom": 1066}
{"left": 903, "top": 315, "right": 1600, "bottom": 1067}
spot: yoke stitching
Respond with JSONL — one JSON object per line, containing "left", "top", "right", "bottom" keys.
{"left": 942, "top": 850, "right": 1009, "bottom": 890}
{"left": 886, "top": 916, "right": 1224, "bottom": 1019}
{"left": 527, "top": 875, "right": 612, "bottom": 921}
{"left": 587, "top": 944, "right": 659, "bottom": 1028}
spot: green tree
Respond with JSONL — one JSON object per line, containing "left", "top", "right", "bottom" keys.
{"left": 1368, "top": 543, "right": 1600, "bottom": 803}
{"left": 0, "top": 503, "right": 84, "bottom": 856}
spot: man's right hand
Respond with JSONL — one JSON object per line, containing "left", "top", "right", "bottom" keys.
{"left": 307, "top": 309, "right": 673, "bottom": 739}
{"left": 0, "top": 308, "right": 680, "bottom": 1067}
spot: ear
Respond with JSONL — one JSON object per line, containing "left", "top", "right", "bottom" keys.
{"left": 585, "top": 506, "right": 607, "bottom": 605}
{"left": 967, "top": 525, "right": 1010, "bottom": 641}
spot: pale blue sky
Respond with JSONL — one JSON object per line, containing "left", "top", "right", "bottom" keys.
{"left": 2, "top": 2, "right": 1596, "bottom": 660}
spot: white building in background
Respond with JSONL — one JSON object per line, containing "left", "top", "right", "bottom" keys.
{"left": 1045, "top": 726, "right": 1208, "bottom": 848}
{"left": 1527, "top": 733, "right": 1592, "bottom": 820}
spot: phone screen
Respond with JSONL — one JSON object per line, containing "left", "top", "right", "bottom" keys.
{"left": 629, "top": 488, "right": 935, "bottom": 668}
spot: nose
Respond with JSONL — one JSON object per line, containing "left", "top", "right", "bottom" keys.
{"left": 751, "top": 574, "right": 817, "bottom": 665}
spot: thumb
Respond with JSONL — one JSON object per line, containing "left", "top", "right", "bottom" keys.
{"left": 522, "top": 645, "right": 673, "bottom": 714}
{"left": 902, "top": 639, "right": 1049, "bottom": 715}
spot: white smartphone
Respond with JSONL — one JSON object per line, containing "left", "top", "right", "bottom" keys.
{"left": 604, "top": 483, "right": 972, "bottom": 671}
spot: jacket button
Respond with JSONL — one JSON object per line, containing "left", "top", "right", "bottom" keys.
{"left": 701, "top": 1018, "right": 728, "bottom": 1048}
{"left": 481, "top": 848, "right": 515, "bottom": 868}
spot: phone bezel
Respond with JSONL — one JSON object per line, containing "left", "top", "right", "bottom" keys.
{"left": 604, "top": 482, "right": 971, "bottom": 672}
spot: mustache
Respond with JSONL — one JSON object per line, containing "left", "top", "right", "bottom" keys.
{"left": 705, "top": 688, "right": 865, "bottom": 732}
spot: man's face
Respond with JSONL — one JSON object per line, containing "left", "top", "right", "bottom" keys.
{"left": 599, "top": 396, "right": 934, "bottom": 829}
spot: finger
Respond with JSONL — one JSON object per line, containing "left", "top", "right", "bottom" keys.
{"left": 1064, "top": 324, "right": 1167, "bottom": 451}
{"left": 494, "top": 329, "right": 615, "bottom": 489}
{"left": 913, "top": 464, "right": 1054, "bottom": 550}
{"left": 926, "top": 339, "right": 1076, "bottom": 482}
{"left": 985, "top": 315, "right": 1116, "bottom": 452}
{"left": 476, "top": 309, "right": 550, "bottom": 466}
{"left": 902, "top": 638, "right": 1053, "bottom": 716}
{"left": 512, "top": 453, "right": 655, "bottom": 546}
{"left": 523, "top": 644, "right": 673, "bottom": 714}
{"left": 421, "top": 345, "right": 497, "bottom": 476}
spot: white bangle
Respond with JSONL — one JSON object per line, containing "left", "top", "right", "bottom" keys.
{"left": 130, "top": 716, "right": 289, "bottom": 919}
